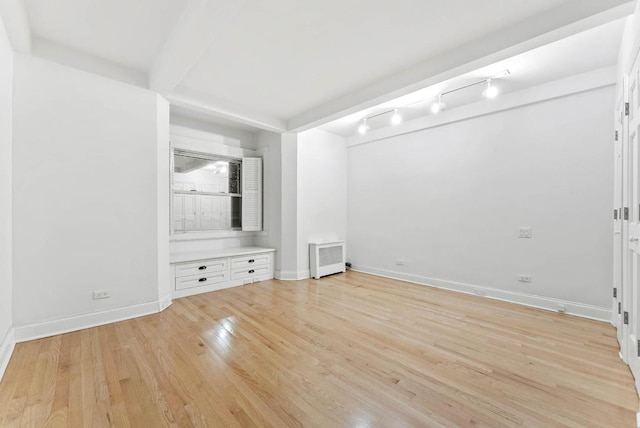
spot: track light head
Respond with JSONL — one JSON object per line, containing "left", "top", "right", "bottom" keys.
{"left": 391, "top": 108, "right": 402, "bottom": 125}
{"left": 431, "top": 95, "right": 445, "bottom": 114}
{"left": 358, "top": 118, "right": 369, "bottom": 135}
{"left": 483, "top": 79, "right": 499, "bottom": 99}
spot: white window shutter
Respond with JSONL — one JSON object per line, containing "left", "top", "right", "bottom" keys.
{"left": 242, "top": 157, "right": 262, "bottom": 231}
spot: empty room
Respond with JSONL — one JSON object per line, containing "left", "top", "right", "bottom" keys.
{"left": 2, "top": 0, "right": 640, "bottom": 426}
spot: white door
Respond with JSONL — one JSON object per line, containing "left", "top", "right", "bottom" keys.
{"left": 614, "top": 86, "right": 624, "bottom": 344}
{"left": 621, "top": 73, "right": 631, "bottom": 363}
{"left": 628, "top": 55, "right": 640, "bottom": 363}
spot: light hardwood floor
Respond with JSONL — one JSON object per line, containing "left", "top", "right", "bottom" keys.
{"left": 0, "top": 271, "right": 637, "bottom": 427}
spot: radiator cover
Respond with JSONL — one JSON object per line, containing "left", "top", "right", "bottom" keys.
{"left": 310, "top": 241, "right": 346, "bottom": 279}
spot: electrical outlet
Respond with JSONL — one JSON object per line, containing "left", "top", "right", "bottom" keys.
{"left": 518, "top": 274, "right": 532, "bottom": 283}
{"left": 557, "top": 304, "right": 566, "bottom": 313}
{"left": 518, "top": 227, "right": 532, "bottom": 238}
{"left": 396, "top": 260, "right": 405, "bottom": 266}
{"left": 93, "top": 290, "right": 110, "bottom": 300}
{"left": 473, "top": 288, "right": 486, "bottom": 296}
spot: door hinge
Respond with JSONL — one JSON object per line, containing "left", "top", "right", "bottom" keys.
{"left": 614, "top": 287, "right": 617, "bottom": 298}
{"left": 616, "top": 130, "right": 619, "bottom": 141}
{"left": 626, "top": 102, "right": 630, "bottom": 116}
{"left": 614, "top": 209, "right": 618, "bottom": 220}
{"left": 624, "top": 207, "right": 629, "bottom": 220}
{"left": 624, "top": 311, "right": 629, "bottom": 325}
{"left": 619, "top": 302, "right": 622, "bottom": 314}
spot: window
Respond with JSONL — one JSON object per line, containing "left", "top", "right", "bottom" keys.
{"left": 171, "top": 149, "right": 262, "bottom": 234}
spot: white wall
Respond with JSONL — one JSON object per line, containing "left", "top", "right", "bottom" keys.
{"left": 171, "top": 113, "right": 257, "bottom": 150}
{"left": 156, "top": 97, "right": 171, "bottom": 307}
{"left": 0, "top": 14, "right": 13, "bottom": 372}
{"left": 618, "top": 1, "right": 640, "bottom": 75}
{"left": 255, "top": 130, "right": 283, "bottom": 272}
{"left": 348, "top": 86, "right": 614, "bottom": 314}
{"left": 12, "top": 55, "right": 169, "bottom": 330}
{"left": 297, "top": 129, "right": 348, "bottom": 275}
{"left": 278, "top": 133, "right": 299, "bottom": 278}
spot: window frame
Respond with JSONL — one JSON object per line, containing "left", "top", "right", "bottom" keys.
{"left": 170, "top": 148, "right": 244, "bottom": 236}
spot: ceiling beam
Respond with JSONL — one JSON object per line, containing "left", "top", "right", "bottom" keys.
{"left": 0, "top": 0, "right": 32, "bottom": 53}
{"left": 169, "top": 87, "right": 287, "bottom": 133}
{"left": 149, "top": 0, "right": 247, "bottom": 95}
{"left": 287, "top": 0, "right": 635, "bottom": 132}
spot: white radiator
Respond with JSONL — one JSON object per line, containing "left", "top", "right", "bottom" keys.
{"left": 310, "top": 241, "right": 346, "bottom": 279}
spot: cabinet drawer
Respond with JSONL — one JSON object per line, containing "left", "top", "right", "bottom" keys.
{"left": 231, "top": 264, "right": 271, "bottom": 280}
{"left": 176, "top": 259, "right": 228, "bottom": 278}
{"left": 175, "top": 271, "right": 229, "bottom": 291}
{"left": 231, "top": 253, "right": 271, "bottom": 270}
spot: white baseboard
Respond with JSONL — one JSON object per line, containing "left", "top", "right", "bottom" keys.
{"left": 276, "top": 270, "right": 310, "bottom": 281}
{"left": 159, "top": 294, "right": 173, "bottom": 311}
{"left": 0, "top": 326, "right": 16, "bottom": 383}
{"left": 352, "top": 265, "right": 611, "bottom": 322}
{"left": 14, "top": 300, "right": 164, "bottom": 343}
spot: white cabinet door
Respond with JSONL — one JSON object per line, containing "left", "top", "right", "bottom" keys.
{"left": 200, "top": 196, "right": 227, "bottom": 230}
{"left": 173, "top": 194, "right": 185, "bottom": 231}
{"left": 183, "top": 194, "right": 198, "bottom": 230}
{"left": 174, "top": 182, "right": 199, "bottom": 231}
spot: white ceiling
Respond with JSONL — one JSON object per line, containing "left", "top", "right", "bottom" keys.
{"left": 321, "top": 18, "right": 626, "bottom": 137}
{"left": 178, "top": 0, "right": 571, "bottom": 119}
{"left": 25, "top": 0, "right": 189, "bottom": 71}
{"left": 5, "top": 0, "right": 634, "bottom": 132}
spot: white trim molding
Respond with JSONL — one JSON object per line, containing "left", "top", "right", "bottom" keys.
{"left": 352, "top": 265, "right": 611, "bottom": 322}
{"left": 0, "top": 327, "right": 16, "bottom": 383}
{"left": 14, "top": 300, "right": 165, "bottom": 343}
{"left": 159, "top": 294, "right": 173, "bottom": 312}
{"left": 276, "top": 269, "right": 311, "bottom": 281}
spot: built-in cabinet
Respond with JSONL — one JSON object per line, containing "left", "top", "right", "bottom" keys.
{"left": 170, "top": 247, "right": 275, "bottom": 298}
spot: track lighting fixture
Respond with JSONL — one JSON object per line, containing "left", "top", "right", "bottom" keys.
{"left": 355, "top": 70, "right": 509, "bottom": 134}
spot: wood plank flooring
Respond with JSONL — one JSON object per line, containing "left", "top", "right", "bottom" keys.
{"left": 0, "top": 271, "right": 637, "bottom": 427}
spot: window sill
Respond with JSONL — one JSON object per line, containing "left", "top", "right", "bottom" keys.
{"left": 170, "top": 230, "right": 259, "bottom": 241}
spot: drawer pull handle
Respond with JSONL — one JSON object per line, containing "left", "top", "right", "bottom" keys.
{"left": 199, "top": 278, "right": 207, "bottom": 282}
{"left": 248, "top": 270, "right": 255, "bottom": 274}
{"left": 198, "top": 266, "right": 207, "bottom": 270}
{"left": 248, "top": 259, "right": 255, "bottom": 263}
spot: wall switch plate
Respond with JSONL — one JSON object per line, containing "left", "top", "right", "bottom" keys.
{"left": 395, "top": 260, "right": 405, "bottom": 266}
{"left": 93, "top": 290, "right": 110, "bottom": 300}
{"left": 518, "top": 227, "right": 532, "bottom": 238}
{"left": 518, "top": 274, "right": 532, "bottom": 283}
